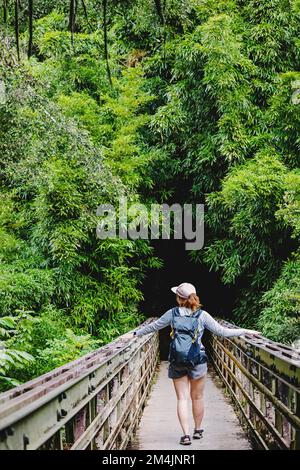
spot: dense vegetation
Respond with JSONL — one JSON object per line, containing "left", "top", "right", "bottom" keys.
{"left": 0, "top": 0, "right": 299, "bottom": 390}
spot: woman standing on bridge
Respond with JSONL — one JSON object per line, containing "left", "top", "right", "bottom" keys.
{"left": 123, "top": 282, "right": 260, "bottom": 446}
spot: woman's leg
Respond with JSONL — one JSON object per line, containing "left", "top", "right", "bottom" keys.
{"left": 190, "top": 375, "right": 206, "bottom": 430}
{"left": 172, "top": 375, "right": 190, "bottom": 435}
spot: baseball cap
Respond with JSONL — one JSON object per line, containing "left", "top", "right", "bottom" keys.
{"left": 171, "top": 283, "right": 196, "bottom": 299}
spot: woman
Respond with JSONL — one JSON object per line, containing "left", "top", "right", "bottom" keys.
{"left": 123, "top": 282, "right": 260, "bottom": 446}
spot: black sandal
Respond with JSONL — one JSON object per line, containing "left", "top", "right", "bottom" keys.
{"left": 193, "top": 429, "right": 204, "bottom": 439}
{"left": 180, "top": 434, "right": 191, "bottom": 445}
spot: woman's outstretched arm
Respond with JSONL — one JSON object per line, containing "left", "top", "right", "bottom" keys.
{"left": 202, "top": 311, "right": 259, "bottom": 338}
{"left": 133, "top": 309, "right": 173, "bottom": 337}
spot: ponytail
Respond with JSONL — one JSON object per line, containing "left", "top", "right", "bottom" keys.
{"left": 177, "top": 293, "right": 202, "bottom": 312}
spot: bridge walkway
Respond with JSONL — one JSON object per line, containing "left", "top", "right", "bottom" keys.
{"left": 0, "top": 319, "right": 299, "bottom": 450}
{"left": 130, "top": 361, "right": 252, "bottom": 450}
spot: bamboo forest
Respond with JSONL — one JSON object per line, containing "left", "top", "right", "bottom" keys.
{"left": 0, "top": 0, "right": 299, "bottom": 392}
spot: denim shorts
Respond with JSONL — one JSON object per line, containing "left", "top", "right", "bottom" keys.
{"left": 168, "top": 361, "right": 208, "bottom": 380}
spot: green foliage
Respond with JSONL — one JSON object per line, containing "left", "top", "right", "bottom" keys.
{"left": 267, "top": 72, "right": 300, "bottom": 168}
{"left": 0, "top": 264, "right": 55, "bottom": 315}
{"left": 36, "top": 329, "right": 99, "bottom": 373}
{"left": 257, "top": 256, "right": 300, "bottom": 343}
{"left": 143, "top": 0, "right": 300, "bottom": 340}
{"left": 56, "top": 92, "right": 103, "bottom": 144}
{"left": 0, "top": 0, "right": 300, "bottom": 392}
{"left": 203, "top": 152, "right": 298, "bottom": 324}
{"left": 0, "top": 313, "right": 34, "bottom": 390}
{"left": 101, "top": 67, "right": 155, "bottom": 189}
{"left": 97, "top": 309, "right": 145, "bottom": 344}
{"left": 0, "top": 11, "right": 158, "bottom": 389}
{"left": 276, "top": 171, "right": 300, "bottom": 238}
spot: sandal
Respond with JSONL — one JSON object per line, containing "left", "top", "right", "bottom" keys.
{"left": 180, "top": 434, "right": 191, "bottom": 445}
{"left": 193, "top": 429, "right": 204, "bottom": 439}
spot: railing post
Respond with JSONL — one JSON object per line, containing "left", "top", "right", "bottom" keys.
{"left": 291, "top": 393, "right": 300, "bottom": 449}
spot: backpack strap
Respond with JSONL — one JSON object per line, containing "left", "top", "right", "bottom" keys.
{"left": 170, "top": 307, "right": 179, "bottom": 339}
{"left": 170, "top": 307, "right": 203, "bottom": 341}
{"left": 194, "top": 308, "right": 203, "bottom": 319}
{"left": 192, "top": 309, "right": 203, "bottom": 343}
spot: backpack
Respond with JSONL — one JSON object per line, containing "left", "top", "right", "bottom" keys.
{"left": 168, "top": 307, "right": 207, "bottom": 367}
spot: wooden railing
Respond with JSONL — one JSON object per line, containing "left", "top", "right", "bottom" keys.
{"left": 207, "top": 321, "right": 300, "bottom": 450}
{"left": 0, "top": 319, "right": 159, "bottom": 450}
{"left": 2, "top": 315, "right": 299, "bottom": 451}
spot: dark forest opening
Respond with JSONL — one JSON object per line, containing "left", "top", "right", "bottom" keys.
{"left": 140, "top": 239, "right": 237, "bottom": 359}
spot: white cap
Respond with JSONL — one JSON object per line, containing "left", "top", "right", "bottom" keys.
{"left": 171, "top": 283, "right": 196, "bottom": 299}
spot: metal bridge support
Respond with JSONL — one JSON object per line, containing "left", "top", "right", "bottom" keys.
{"left": 0, "top": 319, "right": 159, "bottom": 450}
{"left": 207, "top": 321, "right": 300, "bottom": 450}
{"left": 1, "top": 316, "right": 299, "bottom": 451}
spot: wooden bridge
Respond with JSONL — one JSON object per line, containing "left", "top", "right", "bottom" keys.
{"left": 0, "top": 318, "right": 299, "bottom": 450}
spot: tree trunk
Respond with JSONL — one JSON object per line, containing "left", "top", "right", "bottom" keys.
{"left": 14, "top": 0, "right": 20, "bottom": 61}
{"left": 68, "top": 0, "right": 76, "bottom": 47}
{"left": 154, "top": 0, "right": 164, "bottom": 23}
{"left": 103, "top": 0, "right": 112, "bottom": 86}
{"left": 28, "top": 0, "right": 33, "bottom": 58}
{"left": 3, "top": 0, "right": 7, "bottom": 23}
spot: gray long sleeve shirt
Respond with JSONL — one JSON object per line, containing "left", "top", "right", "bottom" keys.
{"left": 135, "top": 307, "right": 247, "bottom": 348}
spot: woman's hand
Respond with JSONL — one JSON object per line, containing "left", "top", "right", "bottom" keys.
{"left": 244, "top": 329, "right": 261, "bottom": 337}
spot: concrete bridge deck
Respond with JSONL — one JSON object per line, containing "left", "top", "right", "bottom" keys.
{"left": 130, "top": 361, "right": 252, "bottom": 450}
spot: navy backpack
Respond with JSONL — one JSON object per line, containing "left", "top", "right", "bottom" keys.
{"left": 168, "top": 307, "right": 207, "bottom": 367}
